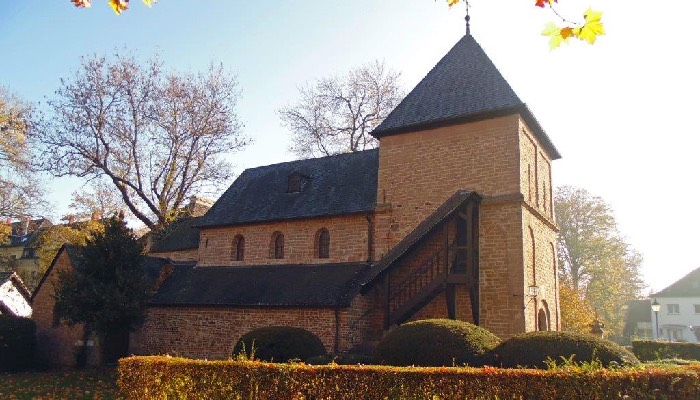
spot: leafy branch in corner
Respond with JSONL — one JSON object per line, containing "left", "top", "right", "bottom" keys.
{"left": 446, "top": 0, "right": 605, "bottom": 50}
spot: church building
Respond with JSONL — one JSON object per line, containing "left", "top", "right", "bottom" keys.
{"left": 33, "top": 31, "right": 562, "bottom": 364}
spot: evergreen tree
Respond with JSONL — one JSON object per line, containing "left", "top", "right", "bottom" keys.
{"left": 53, "top": 217, "right": 148, "bottom": 362}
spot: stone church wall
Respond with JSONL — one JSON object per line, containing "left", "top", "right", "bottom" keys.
{"left": 198, "top": 214, "right": 371, "bottom": 266}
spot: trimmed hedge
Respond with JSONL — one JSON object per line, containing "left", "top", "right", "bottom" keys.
{"left": 633, "top": 340, "right": 700, "bottom": 362}
{"left": 306, "top": 353, "right": 375, "bottom": 365}
{"left": 118, "top": 356, "right": 700, "bottom": 400}
{"left": 376, "top": 319, "right": 501, "bottom": 367}
{"left": 492, "top": 331, "right": 639, "bottom": 368}
{"left": 0, "top": 315, "right": 36, "bottom": 372}
{"left": 233, "top": 326, "right": 326, "bottom": 362}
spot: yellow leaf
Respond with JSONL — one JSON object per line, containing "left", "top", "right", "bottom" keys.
{"left": 142, "top": 0, "right": 156, "bottom": 7}
{"left": 446, "top": 0, "right": 460, "bottom": 7}
{"left": 541, "top": 22, "right": 568, "bottom": 50}
{"left": 108, "top": 0, "right": 129, "bottom": 15}
{"left": 573, "top": 8, "right": 605, "bottom": 44}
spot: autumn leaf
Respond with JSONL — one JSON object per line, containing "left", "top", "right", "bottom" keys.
{"left": 560, "top": 27, "right": 574, "bottom": 40}
{"left": 71, "top": 0, "right": 91, "bottom": 8}
{"left": 109, "top": 0, "right": 129, "bottom": 15}
{"left": 445, "top": 0, "right": 460, "bottom": 6}
{"left": 535, "top": 0, "right": 557, "bottom": 8}
{"left": 541, "top": 22, "right": 569, "bottom": 50}
{"left": 142, "top": 0, "right": 156, "bottom": 7}
{"left": 573, "top": 7, "right": 605, "bottom": 44}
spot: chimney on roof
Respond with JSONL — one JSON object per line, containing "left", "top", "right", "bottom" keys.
{"left": 68, "top": 215, "right": 75, "bottom": 225}
{"left": 5, "top": 218, "right": 11, "bottom": 225}
{"left": 91, "top": 211, "right": 99, "bottom": 221}
{"left": 23, "top": 217, "right": 30, "bottom": 236}
{"left": 118, "top": 209, "right": 125, "bottom": 221}
{"left": 187, "top": 195, "right": 214, "bottom": 217}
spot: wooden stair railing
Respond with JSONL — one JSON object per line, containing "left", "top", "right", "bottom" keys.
{"left": 387, "top": 249, "right": 445, "bottom": 325}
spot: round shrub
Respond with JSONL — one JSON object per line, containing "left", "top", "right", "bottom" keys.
{"left": 233, "top": 326, "right": 326, "bottom": 362}
{"left": 492, "top": 331, "right": 640, "bottom": 369}
{"left": 375, "top": 319, "right": 501, "bottom": 367}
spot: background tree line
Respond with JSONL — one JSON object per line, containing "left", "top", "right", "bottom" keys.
{"left": 555, "top": 185, "right": 645, "bottom": 341}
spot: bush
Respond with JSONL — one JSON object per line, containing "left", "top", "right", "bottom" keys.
{"left": 633, "top": 340, "right": 700, "bottom": 362}
{"left": 119, "top": 356, "right": 700, "bottom": 400}
{"left": 375, "top": 319, "right": 501, "bottom": 367}
{"left": 492, "top": 331, "right": 639, "bottom": 369}
{"left": 306, "top": 353, "right": 375, "bottom": 365}
{"left": 0, "top": 315, "right": 36, "bottom": 372}
{"left": 233, "top": 326, "right": 326, "bottom": 362}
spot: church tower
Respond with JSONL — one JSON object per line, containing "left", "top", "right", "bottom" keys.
{"left": 368, "top": 32, "right": 561, "bottom": 338}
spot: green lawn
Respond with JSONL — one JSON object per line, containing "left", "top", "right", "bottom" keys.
{"left": 0, "top": 368, "right": 121, "bottom": 400}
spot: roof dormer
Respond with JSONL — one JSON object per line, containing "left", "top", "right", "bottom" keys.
{"left": 287, "top": 172, "right": 309, "bottom": 193}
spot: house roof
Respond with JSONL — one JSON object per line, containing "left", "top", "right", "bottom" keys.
{"left": 149, "top": 216, "right": 202, "bottom": 252}
{"left": 371, "top": 34, "right": 560, "bottom": 160}
{"left": 0, "top": 271, "right": 32, "bottom": 303}
{"left": 653, "top": 266, "right": 700, "bottom": 297}
{"left": 1, "top": 218, "right": 52, "bottom": 248}
{"left": 147, "top": 262, "right": 369, "bottom": 308}
{"left": 31, "top": 244, "right": 171, "bottom": 300}
{"left": 361, "top": 190, "right": 481, "bottom": 290}
{"left": 198, "top": 149, "right": 379, "bottom": 228}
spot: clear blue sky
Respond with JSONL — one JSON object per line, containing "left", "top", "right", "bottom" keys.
{"left": 1, "top": 0, "right": 699, "bottom": 292}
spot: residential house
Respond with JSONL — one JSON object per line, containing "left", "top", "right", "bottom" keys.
{"left": 0, "top": 271, "right": 32, "bottom": 317}
{"left": 622, "top": 299, "right": 653, "bottom": 341}
{"left": 0, "top": 218, "right": 52, "bottom": 290}
{"left": 650, "top": 267, "right": 700, "bottom": 342}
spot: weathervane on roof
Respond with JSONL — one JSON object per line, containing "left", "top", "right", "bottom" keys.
{"left": 465, "top": 0, "right": 471, "bottom": 35}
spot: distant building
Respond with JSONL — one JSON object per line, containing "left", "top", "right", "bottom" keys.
{"left": 0, "top": 271, "right": 32, "bottom": 317}
{"left": 0, "top": 218, "right": 53, "bottom": 290}
{"left": 650, "top": 267, "right": 700, "bottom": 342}
{"left": 623, "top": 299, "right": 653, "bottom": 341}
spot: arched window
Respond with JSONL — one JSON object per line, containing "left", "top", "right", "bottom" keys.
{"left": 316, "top": 228, "right": 330, "bottom": 259}
{"left": 232, "top": 235, "right": 245, "bottom": 261}
{"left": 270, "top": 231, "right": 284, "bottom": 259}
{"left": 538, "top": 300, "right": 551, "bottom": 331}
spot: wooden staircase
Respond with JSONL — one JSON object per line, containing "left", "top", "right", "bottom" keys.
{"left": 387, "top": 249, "right": 449, "bottom": 325}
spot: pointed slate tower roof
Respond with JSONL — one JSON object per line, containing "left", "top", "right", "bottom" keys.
{"left": 372, "top": 34, "right": 560, "bottom": 159}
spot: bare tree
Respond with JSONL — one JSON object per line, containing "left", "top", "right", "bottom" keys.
{"left": 0, "top": 87, "right": 47, "bottom": 221}
{"left": 279, "top": 60, "right": 403, "bottom": 158}
{"left": 66, "top": 180, "right": 126, "bottom": 222}
{"left": 36, "top": 53, "right": 249, "bottom": 229}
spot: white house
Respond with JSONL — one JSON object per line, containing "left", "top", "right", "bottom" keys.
{"left": 650, "top": 267, "right": 700, "bottom": 342}
{"left": 0, "top": 271, "right": 32, "bottom": 318}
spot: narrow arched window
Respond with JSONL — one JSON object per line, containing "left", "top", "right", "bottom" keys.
{"left": 232, "top": 235, "right": 245, "bottom": 261}
{"left": 317, "top": 228, "right": 330, "bottom": 259}
{"left": 270, "top": 231, "right": 284, "bottom": 259}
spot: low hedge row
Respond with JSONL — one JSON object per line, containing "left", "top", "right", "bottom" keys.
{"left": 0, "top": 315, "right": 36, "bottom": 372}
{"left": 118, "top": 356, "right": 700, "bottom": 400}
{"left": 633, "top": 340, "right": 700, "bottom": 361}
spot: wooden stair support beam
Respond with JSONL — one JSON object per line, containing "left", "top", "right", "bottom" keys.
{"left": 388, "top": 278, "right": 445, "bottom": 326}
